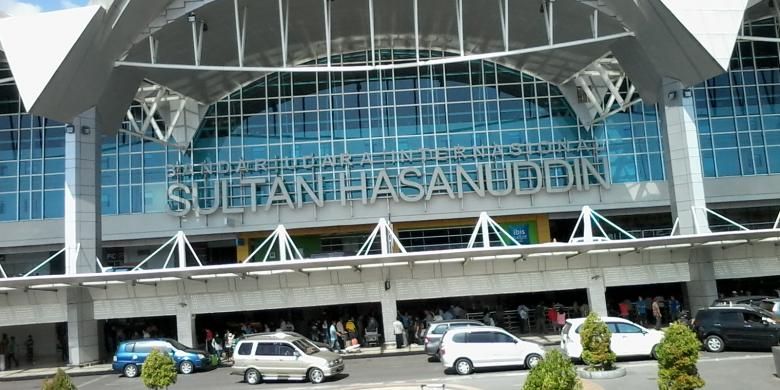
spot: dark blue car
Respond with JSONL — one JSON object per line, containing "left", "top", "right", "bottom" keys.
{"left": 112, "top": 338, "right": 218, "bottom": 378}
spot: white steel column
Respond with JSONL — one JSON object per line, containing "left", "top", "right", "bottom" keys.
{"left": 65, "top": 107, "right": 100, "bottom": 275}
{"left": 660, "top": 78, "right": 710, "bottom": 235}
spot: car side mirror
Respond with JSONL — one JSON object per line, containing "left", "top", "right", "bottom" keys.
{"left": 294, "top": 351, "right": 301, "bottom": 358}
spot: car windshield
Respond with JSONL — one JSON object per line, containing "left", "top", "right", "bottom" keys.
{"left": 165, "top": 339, "right": 191, "bottom": 351}
{"left": 292, "top": 339, "right": 320, "bottom": 355}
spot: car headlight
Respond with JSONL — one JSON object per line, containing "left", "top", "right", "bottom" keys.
{"left": 198, "top": 354, "right": 206, "bottom": 359}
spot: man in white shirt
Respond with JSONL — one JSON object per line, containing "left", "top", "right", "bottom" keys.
{"left": 392, "top": 317, "right": 405, "bottom": 349}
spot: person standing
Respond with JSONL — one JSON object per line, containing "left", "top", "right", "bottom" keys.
{"left": 635, "top": 296, "right": 647, "bottom": 326}
{"left": 24, "top": 335, "right": 34, "bottom": 365}
{"left": 534, "top": 303, "right": 546, "bottom": 334}
{"left": 517, "top": 305, "right": 529, "bottom": 334}
{"left": 0, "top": 334, "right": 7, "bottom": 369}
{"left": 652, "top": 298, "right": 663, "bottom": 329}
{"left": 668, "top": 296, "right": 681, "bottom": 322}
{"left": 225, "top": 330, "right": 235, "bottom": 356}
{"left": 579, "top": 303, "right": 589, "bottom": 317}
{"left": 204, "top": 328, "right": 214, "bottom": 354}
{"left": 392, "top": 317, "right": 405, "bottom": 349}
{"left": 618, "top": 300, "right": 631, "bottom": 319}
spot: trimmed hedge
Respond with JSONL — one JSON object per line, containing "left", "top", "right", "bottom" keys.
{"left": 523, "top": 349, "right": 581, "bottom": 390}
{"left": 656, "top": 322, "right": 705, "bottom": 390}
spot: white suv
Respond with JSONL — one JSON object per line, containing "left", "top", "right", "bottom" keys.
{"left": 560, "top": 316, "right": 664, "bottom": 360}
{"left": 439, "top": 326, "right": 545, "bottom": 375}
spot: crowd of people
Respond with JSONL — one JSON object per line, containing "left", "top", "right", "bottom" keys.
{"left": 0, "top": 334, "right": 35, "bottom": 368}
{"left": 613, "top": 296, "right": 682, "bottom": 329}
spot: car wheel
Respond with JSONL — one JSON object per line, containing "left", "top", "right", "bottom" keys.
{"left": 308, "top": 367, "right": 325, "bottom": 384}
{"left": 525, "top": 353, "right": 542, "bottom": 369}
{"left": 179, "top": 360, "right": 194, "bottom": 375}
{"left": 244, "top": 368, "right": 261, "bottom": 385}
{"left": 123, "top": 364, "right": 139, "bottom": 378}
{"left": 651, "top": 344, "right": 659, "bottom": 360}
{"left": 454, "top": 358, "right": 473, "bottom": 375}
{"left": 704, "top": 335, "right": 725, "bottom": 353}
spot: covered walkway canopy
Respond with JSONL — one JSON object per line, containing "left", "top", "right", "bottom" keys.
{"left": 1, "top": 224, "right": 778, "bottom": 292}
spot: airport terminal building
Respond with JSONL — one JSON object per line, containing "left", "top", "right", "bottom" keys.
{"left": 1, "top": 0, "right": 780, "bottom": 365}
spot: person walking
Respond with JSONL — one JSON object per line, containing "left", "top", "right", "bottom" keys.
{"left": 328, "top": 320, "right": 340, "bottom": 353}
{"left": 6, "top": 336, "right": 18, "bottom": 368}
{"left": 392, "top": 317, "right": 405, "bottom": 349}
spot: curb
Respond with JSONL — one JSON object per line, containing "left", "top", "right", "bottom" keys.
{"left": 343, "top": 349, "right": 427, "bottom": 360}
{"left": 0, "top": 368, "right": 115, "bottom": 382}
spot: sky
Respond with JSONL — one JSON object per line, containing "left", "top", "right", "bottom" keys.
{"left": 0, "top": 0, "right": 89, "bottom": 16}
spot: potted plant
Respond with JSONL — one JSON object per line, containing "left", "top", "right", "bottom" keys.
{"left": 140, "top": 349, "right": 178, "bottom": 390}
{"left": 656, "top": 322, "right": 705, "bottom": 390}
{"left": 577, "top": 312, "right": 625, "bottom": 379}
{"left": 523, "top": 349, "right": 582, "bottom": 390}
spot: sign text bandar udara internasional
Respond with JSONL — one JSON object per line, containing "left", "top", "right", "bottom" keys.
{"left": 166, "top": 142, "right": 610, "bottom": 217}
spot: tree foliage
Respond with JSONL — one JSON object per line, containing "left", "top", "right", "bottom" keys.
{"left": 41, "top": 368, "right": 77, "bottom": 390}
{"left": 522, "top": 349, "right": 582, "bottom": 390}
{"left": 656, "top": 322, "right": 705, "bottom": 390}
{"left": 580, "top": 312, "right": 616, "bottom": 371}
{"left": 140, "top": 349, "right": 178, "bottom": 390}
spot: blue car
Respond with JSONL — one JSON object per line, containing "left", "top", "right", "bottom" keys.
{"left": 112, "top": 338, "right": 218, "bottom": 378}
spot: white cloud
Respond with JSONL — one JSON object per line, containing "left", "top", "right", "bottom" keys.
{"left": 60, "top": 0, "right": 80, "bottom": 9}
{"left": 0, "top": 0, "right": 42, "bottom": 16}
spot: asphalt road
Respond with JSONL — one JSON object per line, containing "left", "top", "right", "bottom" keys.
{"left": 1, "top": 351, "right": 777, "bottom": 390}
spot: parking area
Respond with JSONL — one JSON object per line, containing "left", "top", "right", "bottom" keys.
{"left": 1, "top": 350, "right": 776, "bottom": 390}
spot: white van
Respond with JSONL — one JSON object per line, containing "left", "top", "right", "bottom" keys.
{"left": 439, "top": 326, "right": 545, "bottom": 375}
{"left": 560, "top": 316, "right": 664, "bottom": 360}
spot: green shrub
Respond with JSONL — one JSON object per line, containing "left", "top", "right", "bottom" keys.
{"left": 140, "top": 349, "right": 177, "bottom": 390}
{"left": 41, "top": 368, "right": 77, "bottom": 390}
{"left": 656, "top": 322, "right": 705, "bottom": 390}
{"left": 580, "top": 312, "right": 616, "bottom": 371}
{"left": 522, "top": 349, "right": 581, "bottom": 390}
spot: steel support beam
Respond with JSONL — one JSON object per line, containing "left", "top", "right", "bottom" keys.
{"left": 116, "top": 32, "right": 634, "bottom": 73}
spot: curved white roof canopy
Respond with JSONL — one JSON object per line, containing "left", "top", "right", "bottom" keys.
{"left": 0, "top": 0, "right": 754, "bottom": 135}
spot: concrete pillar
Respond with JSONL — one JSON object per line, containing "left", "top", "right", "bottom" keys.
{"left": 64, "top": 108, "right": 101, "bottom": 365}
{"left": 66, "top": 287, "right": 99, "bottom": 365}
{"left": 64, "top": 108, "right": 101, "bottom": 274}
{"left": 586, "top": 269, "right": 608, "bottom": 316}
{"left": 659, "top": 78, "right": 709, "bottom": 235}
{"left": 380, "top": 297, "right": 397, "bottom": 347}
{"left": 685, "top": 250, "right": 718, "bottom": 316}
{"left": 176, "top": 310, "right": 197, "bottom": 348}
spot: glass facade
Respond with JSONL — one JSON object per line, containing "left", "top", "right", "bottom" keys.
{"left": 693, "top": 17, "right": 780, "bottom": 177}
{"left": 1, "top": 18, "right": 779, "bottom": 221}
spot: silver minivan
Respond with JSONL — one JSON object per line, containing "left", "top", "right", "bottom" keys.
{"left": 231, "top": 333, "right": 344, "bottom": 385}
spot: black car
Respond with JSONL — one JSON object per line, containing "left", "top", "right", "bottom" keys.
{"left": 692, "top": 306, "right": 780, "bottom": 352}
{"left": 711, "top": 295, "right": 773, "bottom": 307}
